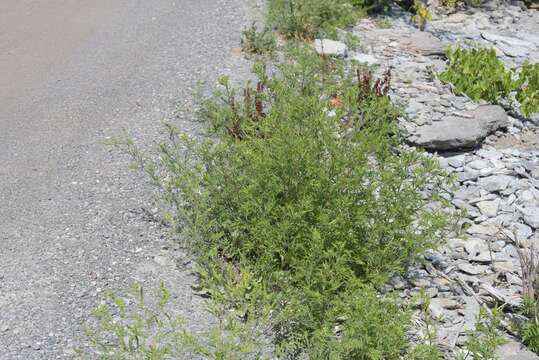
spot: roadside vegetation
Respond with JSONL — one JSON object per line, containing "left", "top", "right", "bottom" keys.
{"left": 241, "top": 22, "right": 277, "bottom": 56}
{"left": 83, "top": 0, "right": 539, "bottom": 359}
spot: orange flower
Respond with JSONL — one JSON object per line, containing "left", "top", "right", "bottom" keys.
{"left": 329, "top": 96, "right": 344, "bottom": 109}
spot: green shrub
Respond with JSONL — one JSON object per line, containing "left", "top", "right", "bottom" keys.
{"left": 267, "top": 0, "right": 388, "bottom": 39}
{"left": 241, "top": 22, "right": 277, "bottom": 57}
{"left": 439, "top": 44, "right": 515, "bottom": 103}
{"left": 439, "top": 45, "right": 539, "bottom": 118}
{"left": 146, "top": 45, "right": 454, "bottom": 357}
{"left": 515, "top": 62, "right": 539, "bottom": 117}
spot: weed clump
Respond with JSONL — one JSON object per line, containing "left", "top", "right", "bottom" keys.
{"left": 147, "top": 45, "right": 454, "bottom": 357}
{"left": 267, "top": 0, "right": 389, "bottom": 39}
{"left": 241, "top": 23, "right": 277, "bottom": 57}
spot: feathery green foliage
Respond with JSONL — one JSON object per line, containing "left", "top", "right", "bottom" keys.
{"left": 267, "top": 0, "right": 388, "bottom": 39}
{"left": 147, "top": 45, "right": 455, "bottom": 357}
{"left": 515, "top": 62, "right": 539, "bottom": 117}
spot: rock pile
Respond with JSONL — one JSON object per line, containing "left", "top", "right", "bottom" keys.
{"left": 314, "top": 0, "right": 539, "bottom": 357}
{"left": 389, "top": 143, "right": 539, "bottom": 357}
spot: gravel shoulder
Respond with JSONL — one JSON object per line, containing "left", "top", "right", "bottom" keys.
{"left": 0, "top": 1, "right": 251, "bottom": 357}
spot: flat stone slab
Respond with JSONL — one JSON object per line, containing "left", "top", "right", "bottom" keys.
{"left": 496, "top": 339, "right": 539, "bottom": 360}
{"left": 314, "top": 39, "right": 347, "bottom": 57}
{"left": 408, "top": 105, "right": 509, "bottom": 151}
{"left": 405, "top": 31, "right": 449, "bottom": 56}
{"left": 361, "top": 29, "right": 448, "bottom": 57}
{"left": 521, "top": 207, "right": 539, "bottom": 229}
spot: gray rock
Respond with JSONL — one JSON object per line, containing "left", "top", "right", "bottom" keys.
{"left": 504, "top": 244, "right": 519, "bottom": 258}
{"left": 351, "top": 53, "right": 380, "bottom": 65}
{"left": 496, "top": 339, "right": 539, "bottom": 360}
{"left": 506, "top": 272, "right": 522, "bottom": 286}
{"left": 464, "top": 238, "right": 488, "bottom": 255}
{"left": 521, "top": 207, "right": 539, "bottom": 229}
{"left": 459, "top": 296, "right": 480, "bottom": 331}
{"left": 493, "top": 260, "right": 516, "bottom": 273}
{"left": 497, "top": 43, "right": 530, "bottom": 58}
{"left": 447, "top": 155, "right": 466, "bottom": 168}
{"left": 405, "top": 31, "right": 448, "bottom": 56}
{"left": 451, "top": 198, "right": 469, "bottom": 210}
{"left": 458, "top": 262, "right": 489, "bottom": 275}
{"left": 454, "top": 186, "right": 480, "bottom": 200}
{"left": 480, "top": 283, "right": 521, "bottom": 306}
{"left": 447, "top": 238, "right": 467, "bottom": 251}
{"left": 389, "top": 275, "right": 407, "bottom": 290}
{"left": 481, "top": 32, "right": 536, "bottom": 50}
{"left": 466, "top": 224, "right": 499, "bottom": 237}
{"left": 469, "top": 194, "right": 498, "bottom": 204}
{"left": 458, "top": 170, "right": 480, "bottom": 182}
{"left": 476, "top": 148, "right": 503, "bottom": 160}
{"left": 491, "top": 240, "right": 505, "bottom": 252}
{"left": 429, "top": 298, "right": 461, "bottom": 318}
{"left": 314, "top": 39, "right": 347, "bottom": 57}
{"left": 476, "top": 199, "right": 500, "bottom": 218}
{"left": 519, "top": 190, "right": 538, "bottom": 206}
{"left": 463, "top": 238, "right": 493, "bottom": 263}
{"left": 478, "top": 175, "right": 514, "bottom": 193}
{"left": 515, "top": 223, "right": 533, "bottom": 241}
{"left": 409, "top": 105, "right": 509, "bottom": 150}
{"left": 406, "top": 99, "right": 424, "bottom": 115}
{"left": 410, "top": 277, "right": 431, "bottom": 288}
{"left": 469, "top": 159, "right": 490, "bottom": 170}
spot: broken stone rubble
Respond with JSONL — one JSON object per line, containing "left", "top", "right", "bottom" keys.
{"left": 326, "top": 0, "right": 539, "bottom": 357}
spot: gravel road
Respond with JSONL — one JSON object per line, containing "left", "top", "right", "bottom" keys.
{"left": 0, "top": 0, "right": 251, "bottom": 358}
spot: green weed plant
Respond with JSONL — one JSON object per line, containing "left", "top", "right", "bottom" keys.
{"left": 267, "top": 0, "right": 388, "bottom": 39}
{"left": 440, "top": 44, "right": 539, "bottom": 117}
{"left": 439, "top": 44, "right": 514, "bottom": 103}
{"left": 144, "top": 45, "right": 454, "bottom": 357}
{"left": 241, "top": 23, "right": 277, "bottom": 57}
{"left": 515, "top": 62, "right": 539, "bottom": 117}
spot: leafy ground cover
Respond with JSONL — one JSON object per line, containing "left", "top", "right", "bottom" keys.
{"left": 439, "top": 44, "right": 539, "bottom": 117}
{"left": 439, "top": 45, "right": 514, "bottom": 104}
